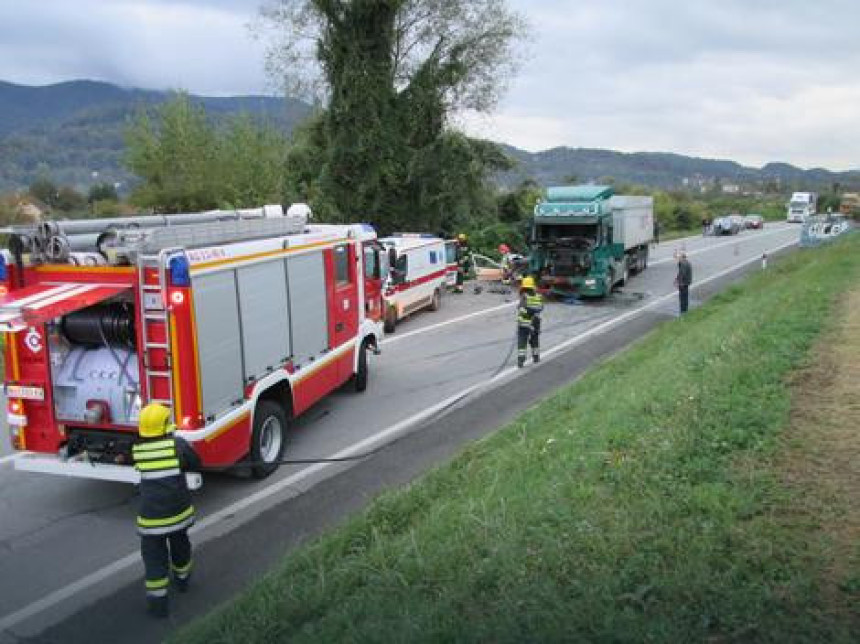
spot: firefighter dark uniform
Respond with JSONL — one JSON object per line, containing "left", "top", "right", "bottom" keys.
{"left": 133, "top": 403, "right": 200, "bottom": 618}
{"left": 455, "top": 233, "right": 471, "bottom": 293}
{"left": 517, "top": 276, "right": 543, "bottom": 368}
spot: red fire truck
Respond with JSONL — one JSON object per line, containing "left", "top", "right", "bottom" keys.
{"left": 2, "top": 205, "right": 388, "bottom": 482}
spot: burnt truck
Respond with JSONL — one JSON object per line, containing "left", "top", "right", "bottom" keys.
{"left": 529, "top": 185, "right": 653, "bottom": 297}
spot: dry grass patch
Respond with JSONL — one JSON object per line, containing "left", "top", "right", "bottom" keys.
{"left": 780, "top": 288, "right": 860, "bottom": 623}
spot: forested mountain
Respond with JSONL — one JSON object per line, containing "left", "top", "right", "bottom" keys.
{"left": 1, "top": 79, "right": 857, "bottom": 194}
{"left": 499, "top": 146, "right": 860, "bottom": 192}
{"left": 0, "top": 80, "right": 312, "bottom": 191}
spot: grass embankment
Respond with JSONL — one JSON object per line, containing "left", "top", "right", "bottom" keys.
{"left": 176, "top": 236, "right": 860, "bottom": 643}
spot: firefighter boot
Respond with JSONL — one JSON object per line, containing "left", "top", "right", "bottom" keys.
{"left": 146, "top": 595, "right": 169, "bottom": 618}
{"left": 517, "top": 356, "right": 526, "bottom": 368}
{"left": 174, "top": 573, "right": 191, "bottom": 593}
{"left": 532, "top": 351, "right": 540, "bottom": 364}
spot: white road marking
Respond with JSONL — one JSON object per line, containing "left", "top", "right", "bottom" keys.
{"left": 0, "top": 235, "right": 799, "bottom": 634}
{"left": 0, "top": 453, "right": 22, "bottom": 465}
{"left": 383, "top": 301, "right": 516, "bottom": 345}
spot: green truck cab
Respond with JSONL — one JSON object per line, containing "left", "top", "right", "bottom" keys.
{"left": 529, "top": 185, "right": 654, "bottom": 297}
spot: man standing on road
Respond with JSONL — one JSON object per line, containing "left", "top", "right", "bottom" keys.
{"left": 653, "top": 219, "right": 661, "bottom": 245}
{"left": 133, "top": 403, "right": 200, "bottom": 618}
{"left": 455, "top": 233, "right": 471, "bottom": 294}
{"left": 675, "top": 252, "right": 693, "bottom": 314}
{"left": 517, "top": 276, "right": 544, "bottom": 367}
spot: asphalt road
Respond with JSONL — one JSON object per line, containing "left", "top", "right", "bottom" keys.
{"left": 0, "top": 223, "right": 801, "bottom": 641}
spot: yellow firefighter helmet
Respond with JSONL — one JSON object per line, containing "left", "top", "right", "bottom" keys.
{"left": 521, "top": 276, "right": 536, "bottom": 290}
{"left": 457, "top": 233, "right": 468, "bottom": 243}
{"left": 139, "top": 403, "right": 172, "bottom": 438}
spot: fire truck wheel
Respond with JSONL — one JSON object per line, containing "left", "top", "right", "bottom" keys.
{"left": 250, "top": 400, "right": 287, "bottom": 478}
{"left": 354, "top": 340, "right": 369, "bottom": 392}
{"left": 384, "top": 307, "right": 397, "bottom": 333}
{"left": 429, "top": 288, "right": 442, "bottom": 312}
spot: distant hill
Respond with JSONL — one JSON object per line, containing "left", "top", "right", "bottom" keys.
{"left": 1, "top": 80, "right": 857, "bottom": 195}
{"left": 0, "top": 80, "right": 313, "bottom": 191}
{"left": 498, "top": 146, "right": 860, "bottom": 192}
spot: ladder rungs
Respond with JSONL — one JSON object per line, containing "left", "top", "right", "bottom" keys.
{"left": 142, "top": 285, "right": 162, "bottom": 291}
{"left": 147, "top": 370, "right": 172, "bottom": 378}
{"left": 144, "top": 342, "right": 169, "bottom": 349}
{"left": 147, "top": 399, "right": 172, "bottom": 406}
{"left": 144, "top": 312, "right": 167, "bottom": 320}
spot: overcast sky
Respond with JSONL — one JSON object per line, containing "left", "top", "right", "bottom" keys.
{"left": 1, "top": 0, "right": 857, "bottom": 170}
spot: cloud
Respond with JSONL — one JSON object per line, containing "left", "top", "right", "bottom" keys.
{"left": 0, "top": 0, "right": 270, "bottom": 95}
{"left": 465, "top": 0, "right": 860, "bottom": 169}
{"left": 1, "top": 0, "right": 858, "bottom": 169}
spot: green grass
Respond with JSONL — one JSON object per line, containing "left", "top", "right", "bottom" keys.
{"left": 175, "top": 235, "right": 860, "bottom": 643}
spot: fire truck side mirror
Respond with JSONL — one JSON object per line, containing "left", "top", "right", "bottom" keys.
{"left": 388, "top": 247, "right": 397, "bottom": 271}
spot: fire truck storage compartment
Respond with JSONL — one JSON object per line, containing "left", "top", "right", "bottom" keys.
{"left": 192, "top": 250, "right": 329, "bottom": 420}
{"left": 50, "top": 300, "right": 141, "bottom": 426}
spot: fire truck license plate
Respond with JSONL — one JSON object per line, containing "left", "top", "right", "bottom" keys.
{"left": 5, "top": 385, "right": 45, "bottom": 401}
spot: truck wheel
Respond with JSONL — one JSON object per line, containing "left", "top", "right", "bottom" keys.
{"left": 250, "top": 400, "right": 287, "bottom": 479}
{"left": 429, "top": 288, "right": 442, "bottom": 312}
{"left": 353, "top": 339, "right": 369, "bottom": 392}
{"left": 384, "top": 307, "right": 397, "bottom": 333}
{"left": 620, "top": 262, "right": 630, "bottom": 286}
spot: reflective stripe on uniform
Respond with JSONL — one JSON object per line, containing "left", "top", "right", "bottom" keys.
{"left": 133, "top": 439, "right": 175, "bottom": 452}
{"left": 137, "top": 515, "right": 195, "bottom": 536}
{"left": 137, "top": 505, "right": 194, "bottom": 529}
{"left": 133, "top": 448, "right": 176, "bottom": 460}
{"left": 145, "top": 577, "right": 169, "bottom": 590}
{"left": 171, "top": 559, "right": 193, "bottom": 575}
{"left": 136, "top": 458, "right": 181, "bottom": 471}
{"left": 525, "top": 294, "right": 543, "bottom": 309}
{"left": 139, "top": 468, "right": 182, "bottom": 480}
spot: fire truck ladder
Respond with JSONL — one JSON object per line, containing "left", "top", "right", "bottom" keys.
{"left": 137, "top": 248, "right": 182, "bottom": 415}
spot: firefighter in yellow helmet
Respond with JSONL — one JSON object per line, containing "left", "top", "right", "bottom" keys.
{"left": 133, "top": 403, "right": 200, "bottom": 618}
{"left": 517, "top": 276, "right": 544, "bottom": 368}
{"left": 455, "top": 233, "right": 471, "bottom": 294}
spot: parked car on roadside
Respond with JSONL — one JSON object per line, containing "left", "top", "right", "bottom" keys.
{"left": 744, "top": 214, "right": 764, "bottom": 229}
{"left": 712, "top": 216, "right": 742, "bottom": 235}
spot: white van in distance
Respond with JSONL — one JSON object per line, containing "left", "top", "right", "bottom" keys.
{"left": 380, "top": 234, "right": 447, "bottom": 332}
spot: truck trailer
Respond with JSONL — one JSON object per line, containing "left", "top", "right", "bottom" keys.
{"left": 2, "top": 205, "right": 388, "bottom": 484}
{"left": 529, "top": 186, "right": 653, "bottom": 297}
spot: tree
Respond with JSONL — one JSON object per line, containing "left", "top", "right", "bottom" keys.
{"left": 219, "top": 114, "right": 288, "bottom": 207}
{"left": 255, "top": 0, "right": 527, "bottom": 233}
{"left": 55, "top": 186, "right": 87, "bottom": 213}
{"left": 258, "top": 0, "right": 526, "bottom": 110}
{"left": 125, "top": 94, "right": 220, "bottom": 212}
{"left": 29, "top": 177, "right": 59, "bottom": 208}
{"left": 88, "top": 182, "right": 118, "bottom": 203}
{"left": 125, "top": 94, "right": 289, "bottom": 212}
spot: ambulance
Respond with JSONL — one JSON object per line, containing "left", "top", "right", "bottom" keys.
{"left": 379, "top": 234, "right": 447, "bottom": 332}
